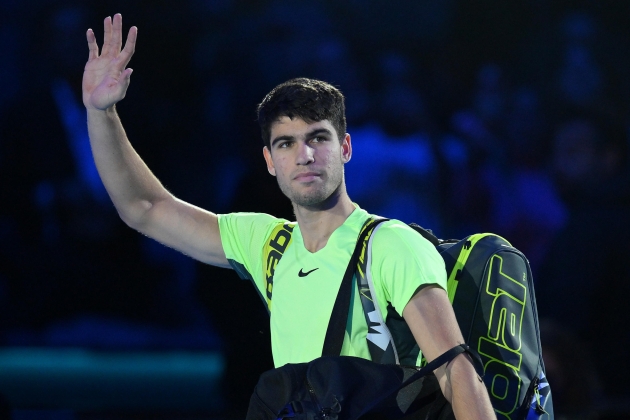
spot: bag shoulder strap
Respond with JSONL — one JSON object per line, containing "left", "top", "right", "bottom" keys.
{"left": 321, "top": 217, "right": 389, "bottom": 357}
{"left": 356, "top": 343, "right": 483, "bottom": 419}
{"left": 403, "top": 343, "right": 484, "bottom": 386}
{"left": 355, "top": 218, "right": 399, "bottom": 364}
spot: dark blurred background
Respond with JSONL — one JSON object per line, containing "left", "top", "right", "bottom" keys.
{"left": 1, "top": 0, "right": 629, "bottom": 419}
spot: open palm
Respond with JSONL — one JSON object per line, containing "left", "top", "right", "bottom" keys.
{"left": 83, "top": 14, "right": 137, "bottom": 111}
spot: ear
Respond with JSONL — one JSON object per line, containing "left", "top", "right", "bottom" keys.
{"left": 263, "top": 146, "right": 276, "bottom": 176}
{"left": 341, "top": 133, "right": 352, "bottom": 163}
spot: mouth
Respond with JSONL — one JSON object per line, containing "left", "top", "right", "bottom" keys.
{"left": 293, "top": 172, "right": 321, "bottom": 182}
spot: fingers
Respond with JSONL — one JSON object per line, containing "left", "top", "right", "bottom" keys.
{"left": 90, "top": 14, "right": 136, "bottom": 72}
{"left": 119, "top": 26, "right": 138, "bottom": 68}
{"left": 86, "top": 28, "right": 99, "bottom": 60}
{"left": 101, "top": 16, "right": 113, "bottom": 56}
{"left": 111, "top": 13, "right": 123, "bottom": 54}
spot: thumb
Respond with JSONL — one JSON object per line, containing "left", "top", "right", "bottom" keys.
{"left": 121, "top": 68, "right": 133, "bottom": 88}
{"left": 117, "top": 68, "right": 133, "bottom": 98}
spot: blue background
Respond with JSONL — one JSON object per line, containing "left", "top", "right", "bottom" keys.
{"left": 0, "top": 0, "right": 629, "bottom": 418}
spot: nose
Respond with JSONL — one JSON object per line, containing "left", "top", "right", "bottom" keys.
{"left": 296, "top": 141, "right": 315, "bottom": 165}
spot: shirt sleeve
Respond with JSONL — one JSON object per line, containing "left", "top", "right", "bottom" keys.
{"left": 370, "top": 220, "right": 447, "bottom": 317}
{"left": 218, "top": 212, "right": 287, "bottom": 295}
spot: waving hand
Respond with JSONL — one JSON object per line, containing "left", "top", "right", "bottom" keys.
{"left": 83, "top": 14, "right": 137, "bottom": 110}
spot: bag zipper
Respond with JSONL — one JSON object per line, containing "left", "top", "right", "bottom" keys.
{"left": 533, "top": 381, "right": 548, "bottom": 416}
{"left": 306, "top": 379, "right": 326, "bottom": 419}
{"left": 521, "top": 375, "right": 548, "bottom": 417}
{"left": 306, "top": 379, "right": 339, "bottom": 420}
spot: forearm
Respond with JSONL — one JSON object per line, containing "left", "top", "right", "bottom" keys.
{"left": 442, "top": 354, "right": 495, "bottom": 420}
{"left": 87, "top": 106, "right": 170, "bottom": 227}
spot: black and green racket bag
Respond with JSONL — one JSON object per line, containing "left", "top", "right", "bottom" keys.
{"left": 412, "top": 226, "right": 553, "bottom": 420}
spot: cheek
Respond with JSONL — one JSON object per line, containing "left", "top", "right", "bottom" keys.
{"left": 320, "top": 150, "right": 337, "bottom": 166}
{"left": 273, "top": 158, "right": 290, "bottom": 175}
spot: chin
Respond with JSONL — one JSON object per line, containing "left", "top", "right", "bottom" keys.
{"left": 280, "top": 178, "right": 344, "bottom": 209}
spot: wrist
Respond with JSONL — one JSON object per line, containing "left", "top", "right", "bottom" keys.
{"left": 87, "top": 105, "right": 117, "bottom": 117}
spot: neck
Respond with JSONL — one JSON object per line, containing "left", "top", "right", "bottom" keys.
{"left": 293, "top": 191, "right": 356, "bottom": 253}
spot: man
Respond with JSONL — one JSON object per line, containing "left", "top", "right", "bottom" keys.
{"left": 83, "top": 14, "right": 494, "bottom": 419}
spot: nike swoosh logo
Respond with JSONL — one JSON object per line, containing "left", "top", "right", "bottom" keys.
{"left": 298, "top": 268, "right": 319, "bottom": 277}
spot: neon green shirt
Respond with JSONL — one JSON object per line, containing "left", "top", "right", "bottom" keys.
{"left": 218, "top": 206, "right": 446, "bottom": 367}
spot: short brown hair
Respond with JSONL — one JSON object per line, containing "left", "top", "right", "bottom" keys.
{"left": 257, "top": 78, "right": 347, "bottom": 148}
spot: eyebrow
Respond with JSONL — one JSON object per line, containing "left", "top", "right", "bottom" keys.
{"left": 270, "top": 128, "right": 334, "bottom": 148}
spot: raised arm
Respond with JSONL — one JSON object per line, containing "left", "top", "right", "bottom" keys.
{"left": 403, "top": 286, "right": 495, "bottom": 420}
{"left": 83, "top": 14, "right": 229, "bottom": 267}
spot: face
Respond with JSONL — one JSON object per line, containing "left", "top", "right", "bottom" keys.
{"left": 263, "top": 117, "right": 352, "bottom": 209}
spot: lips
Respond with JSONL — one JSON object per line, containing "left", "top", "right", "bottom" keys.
{"left": 293, "top": 172, "right": 321, "bottom": 182}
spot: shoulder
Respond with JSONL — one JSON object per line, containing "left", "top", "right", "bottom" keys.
{"left": 218, "top": 212, "right": 293, "bottom": 251}
{"left": 218, "top": 212, "right": 291, "bottom": 233}
{"left": 372, "top": 220, "right": 436, "bottom": 254}
{"left": 370, "top": 219, "right": 446, "bottom": 277}
{"left": 368, "top": 218, "right": 447, "bottom": 314}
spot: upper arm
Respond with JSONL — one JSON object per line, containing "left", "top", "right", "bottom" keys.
{"left": 127, "top": 195, "right": 230, "bottom": 268}
{"left": 402, "top": 286, "right": 466, "bottom": 400}
{"left": 370, "top": 222, "right": 458, "bottom": 359}
{"left": 402, "top": 286, "right": 464, "bottom": 363}
{"left": 403, "top": 286, "right": 464, "bottom": 401}
{"left": 403, "top": 286, "right": 495, "bottom": 418}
